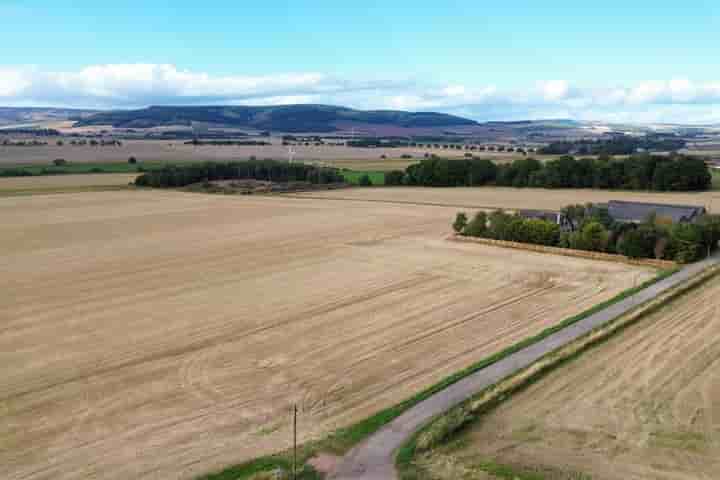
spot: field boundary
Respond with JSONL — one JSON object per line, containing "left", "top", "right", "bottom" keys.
{"left": 397, "top": 261, "right": 720, "bottom": 480}
{"left": 450, "top": 234, "right": 677, "bottom": 269}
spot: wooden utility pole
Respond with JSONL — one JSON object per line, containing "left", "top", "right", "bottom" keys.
{"left": 293, "top": 404, "right": 298, "bottom": 480}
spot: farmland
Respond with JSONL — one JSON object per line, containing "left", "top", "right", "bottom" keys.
{"left": 0, "top": 190, "right": 652, "bottom": 480}
{"left": 291, "top": 186, "right": 720, "bottom": 212}
{"left": 442, "top": 273, "right": 720, "bottom": 480}
{"left": 0, "top": 173, "right": 138, "bottom": 196}
{"left": 0, "top": 138, "right": 547, "bottom": 171}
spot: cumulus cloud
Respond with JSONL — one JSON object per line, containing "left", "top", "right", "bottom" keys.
{"left": 1, "top": 64, "right": 720, "bottom": 123}
{"left": 0, "top": 64, "right": 401, "bottom": 108}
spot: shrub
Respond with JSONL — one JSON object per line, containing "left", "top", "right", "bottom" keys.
{"left": 358, "top": 174, "right": 372, "bottom": 186}
{"left": 53, "top": 158, "right": 67, "bottom": 166}
{"left": 464, "top": 212, "right": 488, "bottom": 237}
{"left": 128, "top": 156, "right": 137, "bottom": 164}
{"left": 452, "top": 212, "right": 468, "bottom": 233}
{"left": 385, "top": 170, "right": 405, "bottom": 185}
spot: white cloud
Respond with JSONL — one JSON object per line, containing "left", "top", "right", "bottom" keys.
{"left": 1, "top": 64, "right": 720, "bottom": 123}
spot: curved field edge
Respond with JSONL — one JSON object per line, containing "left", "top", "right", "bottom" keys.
{"left": 396, "top": 263, "right": 720, "bottom": 480}
{"left": 195, "top": 266, "right": 678, "bottom": 480}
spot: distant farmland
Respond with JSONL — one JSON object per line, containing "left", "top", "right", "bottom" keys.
{"left": 290, "top": 186, "right": 720, "bottom": 212}
{"left": 0, "top": 173, "right": 137, "bottom": 195}
{"left": 0, "top": 138, "right": 544, "bottom": 170}
{"left": 0, "top": 190, "right": 652, "bottom": 479}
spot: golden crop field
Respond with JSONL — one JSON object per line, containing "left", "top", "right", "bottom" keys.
{"left": 445, "top": 273, "right": 720, "bottom": 480}
{"left": 0, "top": 190, "right": 653, "bottom": 480}
{"left": 0, "top": 173, "right": 137, "bottom": 196}
{"left": 291, "top": 186, "right": 720, "bottom": 212}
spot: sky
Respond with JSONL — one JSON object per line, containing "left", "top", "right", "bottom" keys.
{"left": 0, "top": 0, "right": 719, "bottom": 123}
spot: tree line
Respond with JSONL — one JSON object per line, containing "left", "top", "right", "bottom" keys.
{"left": 453, "top": 205, "right": 720, "bottom": 263}
{"left": 386, "top": 154, "right": 710, "bottom": 191}
{"left": 134, "top": 160, "right": 344, "bottom": 188}
{"left": 538, "top": 135, "right": 686, "bottom": 155}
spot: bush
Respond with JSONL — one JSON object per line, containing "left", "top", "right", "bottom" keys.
{"left": 452, "top": 212, "right": 468, "bottom": 233}
{"left": 464, "top": 212, "right": 488, "bottom": 237}
{"left": 53, "top": 158, "right": 67, "bottom": 166}
{"left": 128, "top": 156, "right": 137, "bottom": 164}
{"left": 385, "top": 170, "right": 405, "bottom": 185}
{"left": 358, "top": 174, "right": 372, "bottom": 186}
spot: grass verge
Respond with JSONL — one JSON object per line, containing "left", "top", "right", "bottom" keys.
{"left": 196, "top": 266, "right": 678, "bottom": 480}
{"left": 396, "top": 263, "right": 719, "bottom": 480}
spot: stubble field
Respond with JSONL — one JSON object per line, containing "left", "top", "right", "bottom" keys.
{"left": 291, "top": 186, "right": 720, "bottom": 212}
{"left": 447, "top": 273, "right": 720, "bottom": 480}
{"left": 0, "top": 139, "right": 543, "bottom": 171}
{"left": 0, "top": 190, "right": 652, "bottom": 479}
{"left": 0, "top": 173, "right": 137, "bottom": 196}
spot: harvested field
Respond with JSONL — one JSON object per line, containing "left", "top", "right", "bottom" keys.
{"left": 0, "top": 173, "right": 137, "bottom": 195}
{"left": 291, "top": 186, "right": 720, "bottom": 212}
{"left": 449, "top": 273, "right": 720, "bottom": 480}
{"left": 0, "top": 190, "right": 653, "bottom": 480}
{"left": 0, "top": 139, "right": 550, "bottom": 170}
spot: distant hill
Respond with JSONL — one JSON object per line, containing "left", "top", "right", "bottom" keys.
{"left": 74, "top": 105, "right": 479, "bottom": 132}
{"left": 0, "top": 107, "right": 97, "bottom": 127}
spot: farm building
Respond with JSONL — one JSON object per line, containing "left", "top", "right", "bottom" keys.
{"left": 607, "top": 200, "right": 706, "bottom": 224}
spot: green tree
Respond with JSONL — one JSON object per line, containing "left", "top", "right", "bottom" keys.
{"left": 464, "top": 211, "right": 488, "bottom": 237}
{"left": 358, "top": 174, "right": 372, "bottom": 186}
{"left": 453, "top": 212, "right": 468, "bottom": 233}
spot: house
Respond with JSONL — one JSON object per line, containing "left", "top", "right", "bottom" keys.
{"left": 518, "top": 210, "right": 574, "bottom": 232}
{"left": 607, "top": 200, "right": 706, "bottom": 224}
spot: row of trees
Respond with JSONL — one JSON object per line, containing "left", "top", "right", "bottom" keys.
{"left": 390, "top": 154, "right": 710, "bottom": 191}
{"left": 454, "top": 205, "right": 720, "bottom": 263}
{"left": 134, "top": 160, "right": 344, "bottom": 188}
{"left": 539, "top": 135, "right": 686, "bottom": 155}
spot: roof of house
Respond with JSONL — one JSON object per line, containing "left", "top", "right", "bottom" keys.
{"left": 607, "top": 200, "right": 706, "bottom": 223}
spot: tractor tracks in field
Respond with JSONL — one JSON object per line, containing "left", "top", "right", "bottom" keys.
{"left": 330, "top": 255, "right": 720, "bottom": 480}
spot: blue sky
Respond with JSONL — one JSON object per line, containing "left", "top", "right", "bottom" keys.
{"left": 1, "top": 0, "right": 719, "bottom": 122}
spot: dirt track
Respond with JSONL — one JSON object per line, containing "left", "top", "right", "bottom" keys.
{"left": 451, "top": 271, "right": 720, "bottom": 479}
{"left": 0, "top": 190, "right": 651, "bottom": 479}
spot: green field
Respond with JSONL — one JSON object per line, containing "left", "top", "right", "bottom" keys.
{"left": 340, "top": 170, "right": 386, "bottom": 185}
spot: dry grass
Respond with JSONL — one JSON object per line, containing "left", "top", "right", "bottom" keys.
{"left": 0, "top": 173, "right": 138, "bottom": 196}
{"left": 0, "top": 190, "right": 652, "bottom": 480}
{"left": 291, "top": 186, "right": 720, "bottom": 212}
{"left": 451, "top": 274, "right": 720, "bottom": 480}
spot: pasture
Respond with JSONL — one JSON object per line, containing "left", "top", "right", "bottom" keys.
{"left": 443, "top": 273, "right": 720, "bottom": 480}
{"left": 0, "top": 190, "right": 652, "bottom": 479}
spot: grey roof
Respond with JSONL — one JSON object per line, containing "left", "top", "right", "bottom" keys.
{"left": 608, "top": 200, "right": 706, "bottom": 223}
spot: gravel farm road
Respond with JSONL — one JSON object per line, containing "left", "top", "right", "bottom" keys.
{"left": 330, "top": 255, "right": 720, "bottom": 480}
